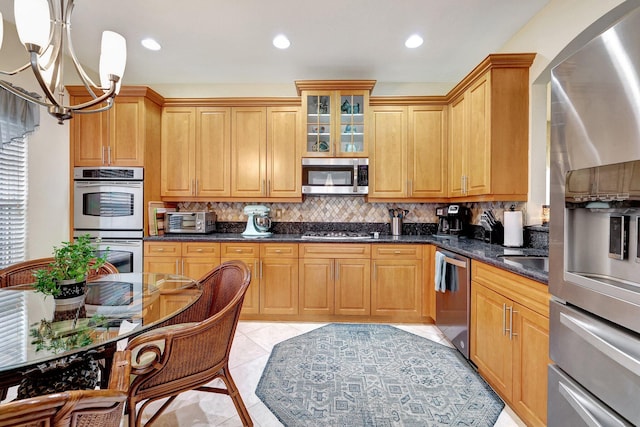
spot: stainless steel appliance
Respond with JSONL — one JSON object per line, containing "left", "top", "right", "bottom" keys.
{"left": 242, "top": 205, "right": 273, "bottom": 237}
{"left": 73, "top": 167, "right": 145, "bottom": 273}
{"left": 549, "top": 7, "right": 640, "bottom": 425}
{"left": 73, "top": 167, "right": 144, "bottom": 232}
{"left": 166, "top": 211, "right": 216, "bottom": 234}
{"left": 434, "top": 249, "right": 470, "bottom": 359}
{"left": 302, "top": 157, "right": 368, "bottom": 195}
{"left": 435, "top": 205, "right": 470, "bottom": 236}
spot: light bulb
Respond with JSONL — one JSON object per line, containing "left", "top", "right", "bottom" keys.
{"left": 405, "top": 34, "right": 424, "bottom": 49}
{"left": 14, "top": 0, "right": 51, "bottom": 50}
{"left": 273, "top": 34, "right": 290, "bottom": 49}
{"left": 100, "top": 31, "right": 127, "bottom": 92}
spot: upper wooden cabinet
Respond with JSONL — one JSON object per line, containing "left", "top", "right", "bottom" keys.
{"left": 448, "top": 54, "right": 535, "bottom": 201}
{"left": 68, "top": 86, "right": 163, "bottom": 167}
{"left": 161, "top": 106, "right": 231, "bottom": 198}
{"left": 369, "top": 105, "right": 447, "bottom": 200}
{"left": 296, "top": 80, "right": 375, "bottom": 157}
{"left": 161, "top": 103, "right": 301, "bottom": 201}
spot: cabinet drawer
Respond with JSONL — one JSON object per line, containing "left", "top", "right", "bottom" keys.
{"left": 261, "top": 243, "right": 298, "bottom": 258}
{"left": 300, "top": 243, "right": 371, "bottom": 259}
{"left": 472, "top": 261, "right": 549, "bottom": 317}
{"left": 182, "top": 242, "right": 221, "bottom": 258}
{"left": 372, "top": 244, "right": 422, "bottom": 259}
{"left": 144, "top": 242, "right": 182, "bottom": 256}
{"left": 220, "top": 243, "right": 260, "bottom": 257}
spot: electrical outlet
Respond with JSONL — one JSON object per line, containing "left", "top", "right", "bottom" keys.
{"left": 275, "top": 209, "right": 283, "bottom": 219}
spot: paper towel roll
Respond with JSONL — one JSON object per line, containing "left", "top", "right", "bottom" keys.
{"left": 503, "top": 211, "right": 523, "bottom": 247}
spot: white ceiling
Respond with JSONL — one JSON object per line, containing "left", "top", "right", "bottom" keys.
{"left": 1, "top": 0, "right": 550, "bottom": 94}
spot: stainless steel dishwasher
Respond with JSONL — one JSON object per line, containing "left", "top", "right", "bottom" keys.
{"left": 434, "top": 249, "right": 471, "bottom": 359}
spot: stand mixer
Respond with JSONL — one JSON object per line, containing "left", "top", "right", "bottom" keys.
{"left": 242, "top": 205, "right": 273, "bottom": 237}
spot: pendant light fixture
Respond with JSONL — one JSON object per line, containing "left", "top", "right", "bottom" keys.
{"left": 0, "top": 0, "right": 127, "bottom": 124}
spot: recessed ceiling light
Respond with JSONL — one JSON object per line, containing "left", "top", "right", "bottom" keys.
{"left": 273, "top": 34, "right": 290, "bottom": 49}
{"left": 405, "top": 34, "right": 424, "bottom": 49}
{"left": 141, "top": 38, "right": 162, "bottom": 51}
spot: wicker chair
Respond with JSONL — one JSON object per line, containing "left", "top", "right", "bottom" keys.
{"left": 0, "top": 257, "right": 119, "bottom": 288}
{"left": 0, "top": 350, "right": 131, "bottom": 427}
{"left": 126, "top": 260, "right": 253, "bottom": 427}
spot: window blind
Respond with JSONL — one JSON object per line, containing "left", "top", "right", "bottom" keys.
{"left": 0, "top": 290, "right": 26, "bottom": 366}
{"left": 0, "top": 137, "right": 27, "bottom": 268}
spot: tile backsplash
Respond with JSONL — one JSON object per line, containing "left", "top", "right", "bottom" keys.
{"left": 178, "top": 197, "right": 526, "bottom": 225}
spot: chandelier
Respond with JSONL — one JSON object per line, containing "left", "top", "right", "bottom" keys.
{"left": 0, "top": 0, "right": 127, "bottom": 124}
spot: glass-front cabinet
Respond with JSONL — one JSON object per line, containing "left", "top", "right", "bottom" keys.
{"left": 297, "top": 81, "right": 374, "bottom": 157}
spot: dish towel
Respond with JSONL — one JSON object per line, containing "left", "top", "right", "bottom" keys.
{"left": 434, "top": 251, "right": 447, "bottom": 292}
{"left": 446, "top": 263, "right": 459, "bottom": 292}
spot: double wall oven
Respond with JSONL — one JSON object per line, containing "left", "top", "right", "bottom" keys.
{"left": 549, "top": 9, "right": 640, "bottom": 425}
{"left": 73, "top": 167, "right": 144, "bottom": 273}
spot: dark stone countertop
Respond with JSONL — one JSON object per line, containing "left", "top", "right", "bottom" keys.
{"left": 146, "top": 233, "right": 548, "bottom": 285}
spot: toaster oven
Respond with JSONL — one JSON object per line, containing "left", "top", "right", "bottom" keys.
{"left": 166, "top": 212, "right": 216, "bottom": 234}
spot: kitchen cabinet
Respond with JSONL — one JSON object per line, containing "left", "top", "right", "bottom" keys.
{"left": 68, "top": 86, "right": 162, "bottom": 167}
{"left": 296, "top": 80, "right": 375, "bottom": 157}
{"left": 230, "top": 106, "right": 302, "bottom": 199}
{"left": 369, "top": 105, "right": 447, "bottom": 200}
{"left": 222, "top": 243, "right": 299, "bottom": 316}
{"left": 371, "top": 244, "right": 422, "bottom": 320}
{"left": 422, "top": 244, "right": 437, "bottom": 321}
{"left": 143, "top": 241, "right": 221, "bottom": 279}
{"left": 161, "top": 106, "right": 231, "bottom": 198}
{"left": 448, "top": 54, "right": 534, "bottom": 201}
{"left": 299, "top": 243, "right": 371, "bottom": 316}
{"left": 470, "top": 260, "right": 550, "bottom": 427}
{"left": 161, "top": 104, "right": 300, "bottom": 201}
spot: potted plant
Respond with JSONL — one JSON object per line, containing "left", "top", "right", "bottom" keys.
{"left": 33, "top": 234, "right": 108, "bottom": 298}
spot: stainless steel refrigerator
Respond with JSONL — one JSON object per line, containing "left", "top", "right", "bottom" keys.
{"left": 549, "top": 6, "right": 640, "bottom": 426}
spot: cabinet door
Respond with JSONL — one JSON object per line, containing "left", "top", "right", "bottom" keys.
{"left": 231, "top": 107, "right": 267, "bottom": 197}
{"left": 512, "top": 302, "right": 550, "bottom": 427}
{"left": 260, "top": 258, "right": 298, "bottom": 315}
{"left": 371, "top": 259, "right": 421, "bottom": 318}
{"left": 335, "top": 259, "right": 370, "bottom": 316}
{"left": 466, "top": 74, "right": 492, "bottom": 195}
{"left": 408, "top": 106, "right": 447, "bottom": 198}
{"left": 144, "top": 256, "right": 179, "bottom": 275}
{"left": 182, "top": 257, "right": 220, "bottom": 281}
{"left": 196, "top": 107, "right": 231, "bottom": 197}
{"left": 338, "top": 92, "right": 367, "bottom": 156}
{"left": 223, "top": 256, "right": 259, "bottom": 315}
{"left": 369, "top": 106, "right": 407, "bottom": 198}
{"left": 267, "top": 106, "right": 301, "bottom": 198}
{"left": 159, "top": 289, "right": 201, "bottom": 318}
{"left": 71, "top": 96, "right": 108, "bottom": 166}
{"left": 161, "top": 107, "right": 196, "bottom": 196}
{"left": 449, "top": 95, "right": 466, "bottom": 197}
{"left": 302, "top": 91, "right": 334, "bottom": 156}
{"left": 110, "top": 97, "right": 144, "bottom": 166}
{"left": 470, "top": 282, "right": 513, "bottom": 400}
{"left": 299, "top": 258, "right": 334, "bottom": 315}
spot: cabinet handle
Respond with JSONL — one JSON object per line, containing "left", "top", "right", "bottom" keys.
{"left": 196, "top": 248, "right": 203, "bottom": 252}
{"left": 275, "top": 249, "right": 281, "bottom": 253}
{"left": 330, "top": 262, "right": 335, "bottom": 282}
{"left": 181, "top": 259, "right": 185, "bottom": 275}
{"left": 175, "top": 260, "right": 180, "bottom": 275}
{"left": 101, "top": 146, "right": 106, "bottom": 165}
{"left": 254, "top": 260, "right": 259, "bottom": 278}
{"left": 107, "top": 146, "right": 112, "bottom": 165}
{"left": 502, "top": 303, "right": 507, "bottom": 335}
{"left": 191, "top": 179, "right": 195, "bottom": 196}
{"left": 260, "top": 260, "right": 263, "bottom": 280}
{"left": 409, "top": 179, "right": 413, "bottom": 196}
{"left": 156, "top": 248, "right": 165, "bottom": 252}
{"left": 509, "top": 307, "right": 518, "bottom": 340}
{"left": 335, "top": 261, "right": 339, "bottom": 281}
{"left": 267, "top": 180, "right": 271, "bottom": 196}
{"left": 373, "top": 261, "right": 376, "bottom": 281}
{"left": 195, "top": 179, "right": 199, "bottom": 195}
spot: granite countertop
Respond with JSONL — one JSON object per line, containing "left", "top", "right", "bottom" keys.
{"left": 146, "top": 233, "right": 548, "bottom": 284}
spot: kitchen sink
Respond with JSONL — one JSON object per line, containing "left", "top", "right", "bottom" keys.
{"left": 499, "top": 255, "right": 549, "bottom": 272}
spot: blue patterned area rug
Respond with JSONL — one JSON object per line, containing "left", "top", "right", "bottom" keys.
{"left": 256, "top": 324, "right": 504, "bottom": 427}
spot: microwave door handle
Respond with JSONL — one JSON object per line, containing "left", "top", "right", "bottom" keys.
{"left": 98, "top": 240, "right": 141, "bottom": 246}
{"left": 353, "top": 162, "right": 358, "bottom": 192}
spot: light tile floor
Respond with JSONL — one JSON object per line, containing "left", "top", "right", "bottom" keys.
{"left": 129, "top": 321, "right": 527, "bottom": 427}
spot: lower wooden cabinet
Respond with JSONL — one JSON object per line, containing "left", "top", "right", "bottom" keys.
{"left": 143, "top": 241, "right": 221, "bottom": 279}
{"left": 470, "top": 261, "right": 550, "bottom": 427}
{"left": 222, "top": 242, "right": 299, "bottom": 317}
{"left": 371, "top": 244, "right": 422, "bottom": 320}
{"left": 299, "top": 244, "right": 371, "bottom": 317}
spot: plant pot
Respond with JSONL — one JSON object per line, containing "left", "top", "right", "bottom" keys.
{"left": 53, "top": 278, "right": 87, "bottom": 321}
{"left": 54, "top": 278, "right": 87, "bottom": 300}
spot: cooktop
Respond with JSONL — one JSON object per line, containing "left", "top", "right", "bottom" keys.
{"left": 301, "top": 231, "right": 372, "bottom": 240}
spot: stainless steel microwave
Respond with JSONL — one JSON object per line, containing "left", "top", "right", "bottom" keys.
{"left": 302, "top": 158, "right": 368, "bottom": 195}
{"left": 166, "top": 212, "right": 216, "bottom": 234}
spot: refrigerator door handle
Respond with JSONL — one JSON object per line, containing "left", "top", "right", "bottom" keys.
{"left": 558, "top": 381, "right": 606, "bottom": 427}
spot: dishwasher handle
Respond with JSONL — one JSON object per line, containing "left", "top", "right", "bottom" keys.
{"left": 443, "top": 256, "right": 467, "bottom": 269}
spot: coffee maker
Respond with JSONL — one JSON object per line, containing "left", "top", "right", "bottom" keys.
{"left": 242, "top": 205, "right": 273, "bottom": 237}
{"left": 436, "top": 205, "right": 470, "bottom": 236}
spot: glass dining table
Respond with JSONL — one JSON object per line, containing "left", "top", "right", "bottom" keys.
{"left": 0, "top": 272, "right": 202, "bottom": 398}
